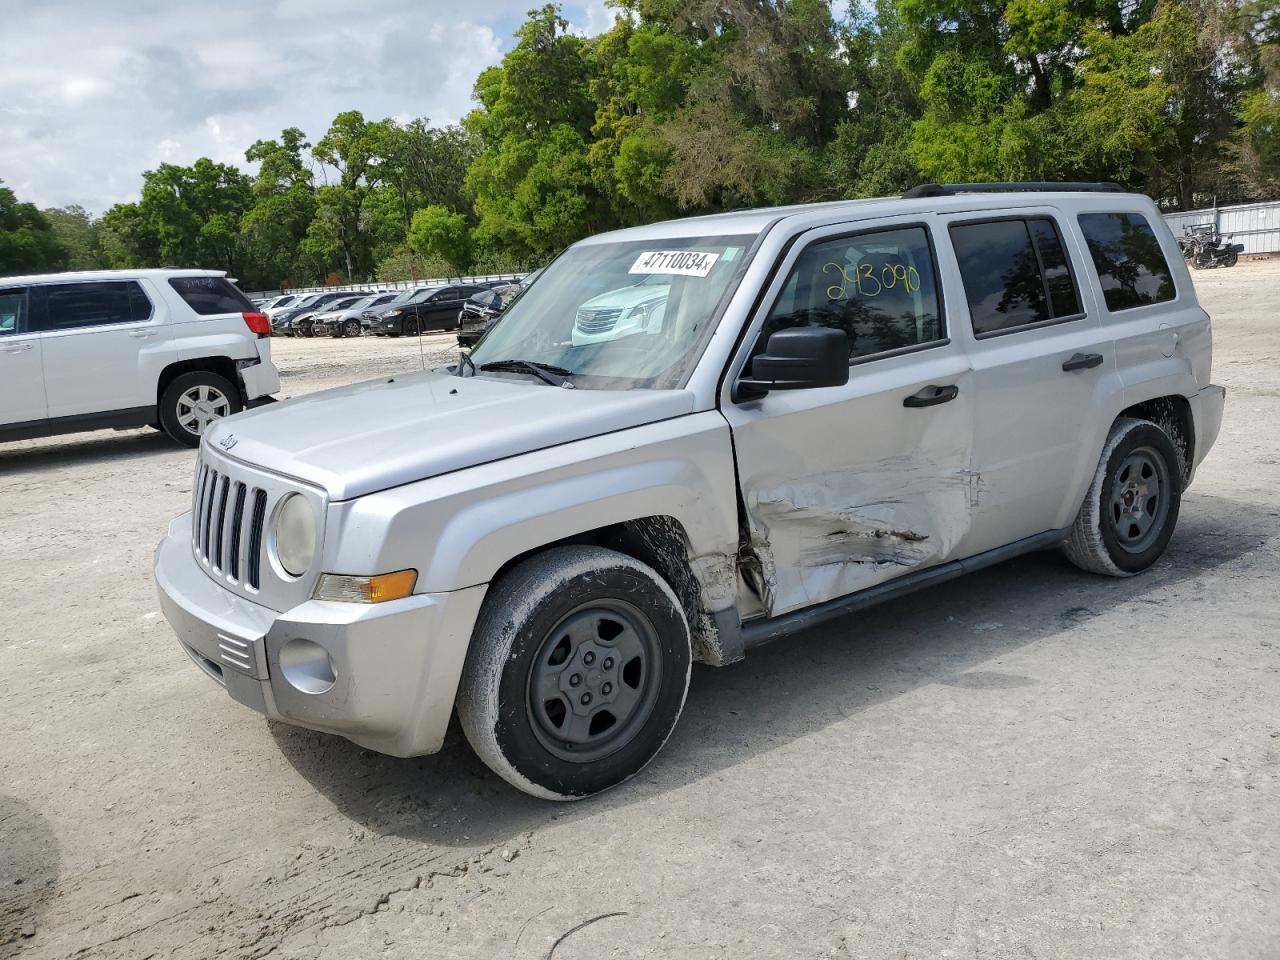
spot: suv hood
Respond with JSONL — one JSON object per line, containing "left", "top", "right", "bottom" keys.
{"left": 203, "top": 371, "right": 696, "bottom": 500}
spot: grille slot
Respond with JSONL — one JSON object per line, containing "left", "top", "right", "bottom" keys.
{"left": 213, "top": 476, "right": 230, "bottom": 571}
{"left": 247, "top": 489, "right": 268, "bottom": 589}
{"left": 201, "top": 470, "right": 218, "bottom": 560}
{"left": 228, "top": 483, "right": 247, "bottom": 580}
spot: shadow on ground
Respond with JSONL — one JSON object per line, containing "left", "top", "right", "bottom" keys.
{"left": 271, "top": 491, "right": 1272, "bottom": 850}
{"left": 0, "top": 795, "right": 60, "bottom": 959}
{"left": 0, "top": 429, "right": 176, "bottom": 476}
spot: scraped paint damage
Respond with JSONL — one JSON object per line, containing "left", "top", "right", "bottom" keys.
{"left": 744, "top": 454, "right": 979, "bottom": 614}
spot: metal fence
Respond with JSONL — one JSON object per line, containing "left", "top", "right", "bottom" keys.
{"left": 1163, "top": 200, "right": 1280, "bottom": 255}
{"left": 245, "top": 273, "right": 529, "bottom": 302}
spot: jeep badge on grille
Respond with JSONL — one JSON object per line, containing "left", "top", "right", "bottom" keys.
{"left": 217, "top": 434, "right": 237, "bottom": 451}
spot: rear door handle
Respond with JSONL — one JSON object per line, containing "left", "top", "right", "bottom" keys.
{"left": 1, "top": 342, "right": 33, "bottom": 353}
{"left": 903, "top": 384, "right": 959, "bottom": 408}
{"left": 129, "top": 329, "right": 157, "bottom": 339}
{"left": 1062, "top": 352, "right": 1104, "bottom": 372}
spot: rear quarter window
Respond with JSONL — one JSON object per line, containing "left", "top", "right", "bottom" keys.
{"left": 169, "top": 277, "right": 254, "bottom": 315}
{"left": 1077, "top": 212, "right": 1176, "bottom": 311}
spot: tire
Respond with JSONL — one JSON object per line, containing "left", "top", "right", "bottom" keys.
{"left": 159, "top": 371, "right": 243, "bottom": 448}
{"left": 458, "top": 545, "right": 692, "bottom": 801}
{"left": 404, "top": 318, "right": 419, "bottom": 336}
{"left": 1225, "top": 250, "right": 1238, "bottom": 267}
{"left": 342, "top": 319, "right": 361, "bottom": 338}
{"left": 1063, "top": 417, "right": 1182, "bottom": 576}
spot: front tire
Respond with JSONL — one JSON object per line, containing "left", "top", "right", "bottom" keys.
{"left": 1063, "top": 418, "right": 1182, "bottom": 576}
{"left": 458, "top": 546, "right": 692, "bottom": 801}
{"left": 342, "top": 319, "right": 361, "bottom": 338}
{"left": 159, "top": 371, "right": 242, "bottom": 448}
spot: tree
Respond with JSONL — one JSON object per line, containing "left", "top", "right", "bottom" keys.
{"left": 0, "top": 180, "right": 68, "bottom": 276}
{"left": 42, "top": 205, "right": 109, "bottom": 270}
{"left": 242, "top": 128, "right": 320, "bottom": 287}
{"left": 310, "top": 111, "right": 396, "bottom": 280}
{"left": 408, "top": 205, "right": 473, "bottom": 275}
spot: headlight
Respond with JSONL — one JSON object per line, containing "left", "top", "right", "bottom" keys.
{"left": 274, "top": 494, "right": 316, "bottom": 577}
{"left": 625, "top": 299, "right": 662, "bottom": 322}
{"left": 387, "top": 309, "right": 403, "bottom": 316}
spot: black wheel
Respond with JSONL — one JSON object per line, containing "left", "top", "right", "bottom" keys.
{"left": 1225, "top": 250, "right": 1238, "bottom": 267}
{"left": 159, "top": 371, "right": 243, "bottom": 448}
{"left": 300, "top": 319, "right": 314, "bottom": 337}
{"left": 342, "top": 319, "right": 361, "bottom": 338}
{"left": 1064, "top": 418, "right": 1182, "bottom": 576}
{"left": 404, "top": 317, "right": 419, "bottom": 336}
{"left": 458, "top": 546, "right": 691, "bottom": 800}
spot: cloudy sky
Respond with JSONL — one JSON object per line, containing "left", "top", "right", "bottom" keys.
{"left": 0, "top": 0, "right": 612, "bottom": 213}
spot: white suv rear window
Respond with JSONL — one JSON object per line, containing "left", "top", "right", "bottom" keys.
{"left": 169, "top": 277, "right": 254, "bottom": 315}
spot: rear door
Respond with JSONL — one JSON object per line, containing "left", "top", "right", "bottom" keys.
{"left": 723, "top": 216, "right": 977, "bottom": 617}
{"left": 941, "top": 210, "right": 1117, "bottom": 554}
{"left": 0, "top": 286, "right": 47, "bottom": 431}
{"left": 34, "top": 280, "right": 177, "bottom": 420}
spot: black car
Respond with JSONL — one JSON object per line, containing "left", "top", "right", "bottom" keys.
{"left": 372, "top": 284, "right": 492, "bottom": 336}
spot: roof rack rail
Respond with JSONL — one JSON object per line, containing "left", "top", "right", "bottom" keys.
{"left": 902, "top": 181, "right": 1126, "bottom": 199}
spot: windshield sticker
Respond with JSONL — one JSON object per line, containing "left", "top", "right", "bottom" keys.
{"left": 629, "top": 250, "right": 720, "bottom": 278}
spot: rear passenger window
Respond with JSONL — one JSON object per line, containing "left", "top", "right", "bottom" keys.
{"left": 169, "top": 276, "right": 254, "bottom": 315}
{"left": 1077, "top": 212, "right": 1176, "bottom": 311}
{"left": 38, "top": 281, "right": 152, "bottom": 330}
{"left": 763, "top": 225, "right": 944, "bottom": 360}
{"left": 950, "top": 218, "right": 1082, "bottom": 337}
{"left": 0, "top": 288, "right": 27, "bottom": 335}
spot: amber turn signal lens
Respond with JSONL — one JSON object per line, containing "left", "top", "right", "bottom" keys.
{"left": 314, "top": 570, "right": 417, "bottom": 603}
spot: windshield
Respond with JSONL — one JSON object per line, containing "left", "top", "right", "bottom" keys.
{"left": 469, "top": 235, "right": 752, "bottom": 389}
{"left": 409, "top": 287, "right": 442, "bottom": 303}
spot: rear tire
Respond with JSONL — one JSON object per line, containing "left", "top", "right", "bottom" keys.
{"left": 1063, "top": 418, "right": 1182, "bottom": 576}
{"left": 458, "top": 546, "right": 692, "bottom": 801}
{"left": 159, "top": 371, "right": 242, "bottom": 448}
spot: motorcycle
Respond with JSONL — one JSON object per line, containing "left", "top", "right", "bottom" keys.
{"left": 1180, "top": 224, "right": 1243, "bottom": 269}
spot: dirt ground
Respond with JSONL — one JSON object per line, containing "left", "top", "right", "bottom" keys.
{"left": 2, "top": 260, "right": 1278, "bottom": 960}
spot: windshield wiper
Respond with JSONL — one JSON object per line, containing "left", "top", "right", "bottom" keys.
{"left": 478, "top": 359, "right": 574, "bottom": 388}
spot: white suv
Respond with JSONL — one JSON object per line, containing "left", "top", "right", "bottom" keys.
{"left": 155, "top": 184, "right": 1224, "bottom": 800}
{"left": 0, "top": 269, "right": 279, "bottom": 447}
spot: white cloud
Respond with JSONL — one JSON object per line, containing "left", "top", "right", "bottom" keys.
{"left": 0, "top": 0, "right": 611, "bottom": 213}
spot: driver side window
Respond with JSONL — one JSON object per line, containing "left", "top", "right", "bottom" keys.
{"left": 0, "top": 288, "right": 27, "bottom": 336}
{"left": 763, "top": 225, "right": 945, "bottom": 361}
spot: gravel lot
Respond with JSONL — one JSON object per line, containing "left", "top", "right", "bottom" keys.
{"left": 3, "top": 261, "right": 1279, "bottom": 959}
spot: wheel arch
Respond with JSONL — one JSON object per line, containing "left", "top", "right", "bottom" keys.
{"left": 1118, "top": 394, "right": 1194, "bottom": 488}
{"left": 486, "top": 515, "right": 736, "bottom": 666}
{"left": 157, "top": 356, "right": 240, "bottom": 406}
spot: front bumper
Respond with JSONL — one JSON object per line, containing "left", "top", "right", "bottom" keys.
{"left": 154, "top": 513, "right": 486, "bottom": 757}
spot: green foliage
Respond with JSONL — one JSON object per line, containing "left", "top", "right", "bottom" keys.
{"left": 34, "top": 0, "right": 1275, "bottom": 290}
{"left": 408, "top": 205, "right": 473, "bottom": 275}
{"left": 0, "top": 180, "right": 67, "bottom": 276}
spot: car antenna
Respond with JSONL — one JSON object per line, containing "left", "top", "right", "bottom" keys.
{"left": 418, "top": 321, "right": 426, "bottom": 372}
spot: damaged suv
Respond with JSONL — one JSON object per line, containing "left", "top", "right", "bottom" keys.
{"left": 155, "top": 183, "right": 1225, "bottom": 800}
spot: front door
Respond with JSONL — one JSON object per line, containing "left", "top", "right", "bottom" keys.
{"left": 33, "top": 280, "right": 175, "bottom": 419}
{"left": 722, "top": 217, "right": 977, "bottom": 618}
{"left": 0, "top": 286, "right": 47, "bottom": 431}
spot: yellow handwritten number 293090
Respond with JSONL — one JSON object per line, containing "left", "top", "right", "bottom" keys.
{"left": 822, "top": 261, "right": 920, "bottom": 300}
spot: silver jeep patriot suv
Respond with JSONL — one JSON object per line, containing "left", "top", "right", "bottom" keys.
{"left": 155, "top": 183, "right": 1225, "bottom": 800}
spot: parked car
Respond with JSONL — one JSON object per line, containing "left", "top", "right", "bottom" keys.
{"left": 1, "top": 268, "right": 279, "bottom": 447}
{"left": 273, "top": 292, "right": 371, "bottom": 337}
{"left": 155, "top": 183, "right": 1224, "bottom": 800}
{"left": 371, "top": 283, "right": 491, "bottom": 336}
{"left": 262, "top": 294, "right": 302, "bottom": 318}
{"left": 456, "top": 272, "right": 542, "bottom": 347}
{"left": 315, "top": 293, "right": 400, "bottom": 338}
{"left": 571, "top": 273, "right": 669, "bottom": 347}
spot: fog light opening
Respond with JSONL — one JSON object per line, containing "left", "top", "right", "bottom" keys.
{"left": 279, "top": 637, "right": 337, "bottom": 695}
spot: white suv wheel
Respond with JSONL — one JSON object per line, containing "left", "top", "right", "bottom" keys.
{"left": 176, "top": 385, "right": 231, "bottom": 435}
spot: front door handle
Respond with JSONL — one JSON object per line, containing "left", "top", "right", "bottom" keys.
{"left": 1062, "top": 352, "right": 1104, "bottom": 372}
{"left": 1, "top": 342, "right": 33, "bottom": 354}
{"left": 129, "top": 329, "right": 157, "bottom": 339}
{"left": 903, "top": 384, "right": 959, "bottom": 408}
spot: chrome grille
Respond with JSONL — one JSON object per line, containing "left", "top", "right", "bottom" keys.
{"left": 192, "top": 459, "right": 270, "bottom": 591}
{"left": 575, "top": 306, "right": 622, "bottom": 333}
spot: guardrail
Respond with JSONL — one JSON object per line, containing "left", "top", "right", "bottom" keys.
{"left": 1163, "top": 200, "right": 1280, "bottom": 255}
{"left": 245, "top": 273, "right": 529, "bottom": 301}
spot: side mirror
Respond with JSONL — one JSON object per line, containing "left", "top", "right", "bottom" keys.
{"left": 735, "top": 327, "right": 849, "bottom": 401}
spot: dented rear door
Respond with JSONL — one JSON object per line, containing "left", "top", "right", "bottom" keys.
{"left": 722, "top": 216, "right": 977, "bottom": 618}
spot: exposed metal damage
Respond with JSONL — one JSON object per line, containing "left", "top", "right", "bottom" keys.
{"left": 743, "top": 454, "right": 979, "bottom": 616}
